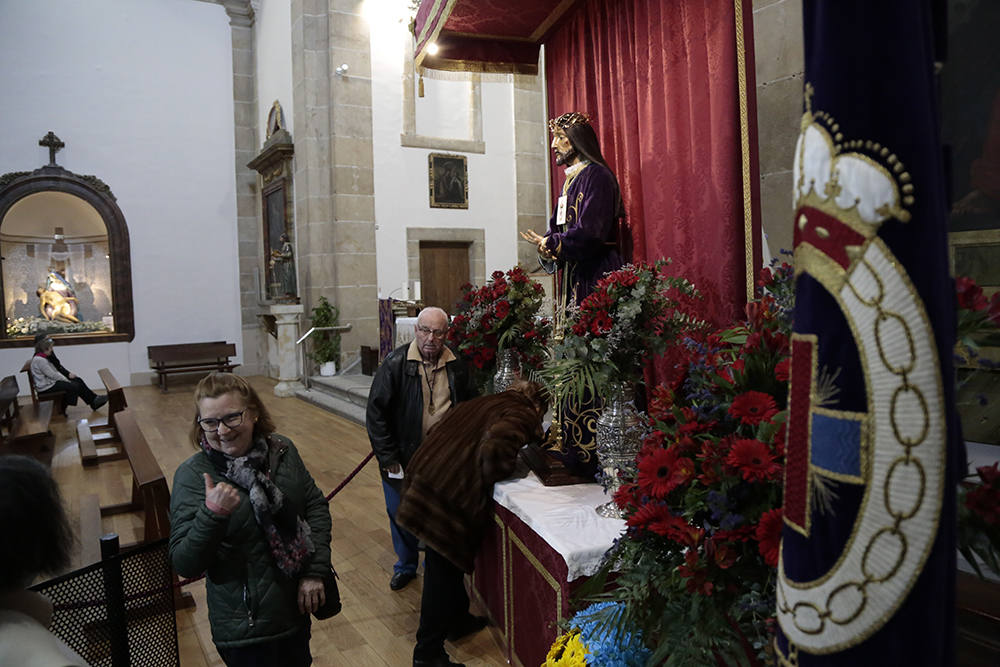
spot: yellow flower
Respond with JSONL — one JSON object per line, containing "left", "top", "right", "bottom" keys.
{"left": 545, "top": 630, "right": 590, "bottom": 666}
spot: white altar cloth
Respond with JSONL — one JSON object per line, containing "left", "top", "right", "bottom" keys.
{"left": 492, "top": 472, "right": 626, "bottom": 581}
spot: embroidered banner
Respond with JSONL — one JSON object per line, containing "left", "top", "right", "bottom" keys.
{"left": 775, "top": 1, "right": 961, "bottom": 664}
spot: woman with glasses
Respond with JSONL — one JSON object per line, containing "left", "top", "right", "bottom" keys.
{"left": 169, "top": 373, "right": 332, "bottom": 666}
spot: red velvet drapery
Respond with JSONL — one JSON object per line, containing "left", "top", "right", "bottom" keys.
{"left": 545, "top": 0, "right": 760, "bottom": 327}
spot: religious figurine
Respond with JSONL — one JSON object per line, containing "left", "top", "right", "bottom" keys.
{"left": 270, "top": 233, "right": 297, "bottom": 299}
{"left": 37, "top": 271, "right": 79, "bottom": 323}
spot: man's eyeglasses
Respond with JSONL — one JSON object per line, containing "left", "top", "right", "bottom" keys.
{"left": 198, "top": 409, "right": 247, "bottom": 432}
{"left": 416, "top": 325, "right": 448, "bottom": 339}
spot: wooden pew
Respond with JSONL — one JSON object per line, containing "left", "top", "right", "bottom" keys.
{"left": 20, "top": 358, "right": 64, "bottom": 412}
{"left": 147, "top": 341, "right": 239, "bottom": 392}
{"left": 95, "top": 408, "right": 170, "bottom": 547}
{"left": 76, "top": 368, "right": 128, "bottom": 466}
{"left": 0, "top": 375, "right": 55, "bottom": 465}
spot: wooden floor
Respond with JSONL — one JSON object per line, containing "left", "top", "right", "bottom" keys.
{"left": 48, "top": 375, "right": 508, "bottom": 666}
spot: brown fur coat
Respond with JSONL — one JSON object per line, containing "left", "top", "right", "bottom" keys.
{"left": 395, "top": 383, "right": 546, "bottom": 573}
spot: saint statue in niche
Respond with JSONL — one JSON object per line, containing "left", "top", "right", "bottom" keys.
{"left": 37, "top": 271, "right": 80, "bottom": 323}
{"left": 269, "top": 233, "right": 297, "bottom": 300}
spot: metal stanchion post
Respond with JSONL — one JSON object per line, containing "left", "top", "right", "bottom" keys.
{"left": 100, "top": 533, "right": 129, "bottom": 667}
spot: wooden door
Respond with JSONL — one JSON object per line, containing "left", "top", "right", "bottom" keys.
{"left": 419, "top": 241, "right": 471, "bottom": 312}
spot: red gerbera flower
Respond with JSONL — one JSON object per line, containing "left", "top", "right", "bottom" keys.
{"left": 590, "top": 311, "right": 613, "bottom": 336}
{"left": 726, "top": 438, "right": 781, "bottom": 482}
{"left": 494, "top": 299, "right": 511, "bottom": 320}
{"left": 625, "top": 502, "right": 673, "bottom": 533}
{"left": 755, "top": 508, "right": 783, "bottom": 567}
{"left": 637, "top": 447, "right": 694, "bottom": 498}
{"left": 729, "top": 390, "right": 779, "bottom": 425}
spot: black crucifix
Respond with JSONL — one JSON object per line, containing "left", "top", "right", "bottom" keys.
{"left": 39, "top": 131, "right": 65, "bottom": 166}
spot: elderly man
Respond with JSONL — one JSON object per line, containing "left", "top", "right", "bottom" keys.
{"left": 366, "top": 306, "right": 476, "bottom": 592}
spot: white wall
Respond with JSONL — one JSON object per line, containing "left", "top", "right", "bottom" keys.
{"left": 256, "top": 0, "right": 294, "bottom": 144}
{"left": 0, "top": 0, "right": 241, "bottom": 390}
{"left": 366, "top": 0, "right": 519, "bottom": 299}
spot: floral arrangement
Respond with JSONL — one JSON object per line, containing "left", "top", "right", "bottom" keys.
{"left": 959, "top": 462, "right": 1000, "bottom": 579}
{"left": 539, "top": 260, "right": 705, "bottom": 406}
{"left": 575, "top": 259, "right": 794, "bottom": 665}
{"left": 954, "top": 274, "right": 1000, "bottom": 579}
{"left": 545, "top": 602, "right": 651, "bottom": 667}
{"left": 6, "top": 315, "right": 111, "bottom": 337}
{"left": 955, "top": 276, "right": 1000, "bottom": 361}
{"left": 447, "top": 266, "right": 551, "bottom": 390}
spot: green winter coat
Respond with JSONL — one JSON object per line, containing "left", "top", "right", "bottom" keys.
{"left": 169, "top": 434, "right": 332, "bottom": 648}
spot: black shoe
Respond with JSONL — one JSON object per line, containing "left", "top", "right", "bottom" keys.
{"left": 390, "top": 571, "right": 416, "bottom": 591}
{"left": 90, "top": 395, "right": 109, "bottom": 410}
{"left": 447, "top": 614, "right": 489, "bottom": 641}
{"left": 413, "top": 656, "right": 464, "bottom": 667}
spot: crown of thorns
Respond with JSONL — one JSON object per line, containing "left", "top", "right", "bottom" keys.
{"left": 548, "top": 112, "right": 591, "bottom": 133}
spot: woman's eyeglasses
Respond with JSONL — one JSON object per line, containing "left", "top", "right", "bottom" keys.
{"left": 198, "top": 409, "right": 247, "bottom": 432}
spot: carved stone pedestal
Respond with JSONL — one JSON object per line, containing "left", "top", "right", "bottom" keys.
{"left": 264, "top": 303, "right": 304, "bottom": 397}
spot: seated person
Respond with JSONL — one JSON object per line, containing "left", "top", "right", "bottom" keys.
{"left": 397, "top": 380, "right": 548, "bottom": 667}
{"left": 0, "top": 455, "right": 88, "bottom": 666}
{"left": 30, "top": 333, "right": 107, "bottom": 413}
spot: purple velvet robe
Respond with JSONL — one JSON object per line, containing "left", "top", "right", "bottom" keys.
{"left": 543, "top": 162, "right": 624, "bottom": 302}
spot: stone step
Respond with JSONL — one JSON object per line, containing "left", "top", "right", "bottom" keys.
{"left": 294, "top": 373, "right": 373, "bottom": 427}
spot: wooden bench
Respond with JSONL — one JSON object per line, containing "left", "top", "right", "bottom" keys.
{"left": 76, "top": 368, "right": 128, "bottom": 467}
{"left": 78, "top": 407, "right": 193, "bottom": 608}
{"left": 0, "top": 375, "right": 55, "bottom": 465}
{"left": 20, "top": 358, "right": 64, "bottom": 413}
{"left": 147, "top": 341, "right": 239, "bottom": 392}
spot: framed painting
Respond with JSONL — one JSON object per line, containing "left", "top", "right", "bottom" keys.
{"left": 428, "top": 153, "right": 468, "bottom": 209}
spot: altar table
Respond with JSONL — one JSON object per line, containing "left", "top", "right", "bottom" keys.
{"left": 471, "top": 473, "right": 625, "bottom": 667}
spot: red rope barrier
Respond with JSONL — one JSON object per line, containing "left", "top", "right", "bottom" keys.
{"left": 325, "top": 451, "right": 374, "bottom": 501}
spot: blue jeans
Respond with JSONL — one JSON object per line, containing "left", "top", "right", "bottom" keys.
{"left": 382, "top": 478, "right": 419, "bottom": 575}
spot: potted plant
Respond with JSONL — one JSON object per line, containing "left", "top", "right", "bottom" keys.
{"left": 308, "top": 296, "right": 341, "bottom": 376}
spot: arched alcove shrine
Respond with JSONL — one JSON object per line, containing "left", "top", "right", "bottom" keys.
{"left": 0, "top": 164, "right": 135, "bottom": 347}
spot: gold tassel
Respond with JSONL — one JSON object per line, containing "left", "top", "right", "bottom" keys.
{"left": 418, "top": 70, "right": 425, "bottom": 98}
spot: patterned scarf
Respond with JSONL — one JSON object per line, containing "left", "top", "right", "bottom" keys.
{"left": 201, "top": 434, "right": 315, "bottom": 577}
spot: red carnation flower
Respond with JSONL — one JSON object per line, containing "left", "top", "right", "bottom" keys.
{"left": 956, "top": 276, "right": 988, "bottom": 311}
{"left": 637, "top": 447, "right": 694, "bottom": 498}
{"left": 755, "top": 508, "right": 783, "bottom": 567}
{"left": 757, "top": 267, "right": 773, "bottom": 289}
{"left": 774, "top": 357, "right": 791, "bottom": 383}
{"left": 726, "top": 438, "right": 781, "bottom": 482}
{"left": 729, "top": 391, "right": 779, "bottom": 425}
{"left": 966, "top": 485, "right": 1000, "bottom": 526}
{"left": 978, "top": 462, "right": 1000, "bottom": 485}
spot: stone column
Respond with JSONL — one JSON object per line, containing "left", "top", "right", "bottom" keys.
{"left": 269, "top": 303, "right": 306, "bottom": 396}
{"left": 291, "top": 0, "right": 378, "bottom": 372}
{"left": 513, "top": 72, "right": 549, "bottom": 269}
{"left": 220, "top": 0, "right": 264, "bottom": 374}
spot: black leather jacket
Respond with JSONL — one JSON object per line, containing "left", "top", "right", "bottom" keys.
{"left": 365, "top": 343, "right": 475, "bottom": 479}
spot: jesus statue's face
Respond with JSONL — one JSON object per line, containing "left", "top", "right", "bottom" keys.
{"left": 551, "top": 129, "right": 577, "bottom": 166}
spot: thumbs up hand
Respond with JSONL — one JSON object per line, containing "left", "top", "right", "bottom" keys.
{"left": 203, "top": 473, "right": 241, "bottom": 516}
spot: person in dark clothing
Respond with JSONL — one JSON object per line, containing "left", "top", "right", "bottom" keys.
{"left": 366, "top": 307, "right": 477, "bottom": 592}
{"left": 397, "top": 380, "right": 548, "bottom": 667}
{"left": 29, "top": 333, "right": 107, "bottom": 413}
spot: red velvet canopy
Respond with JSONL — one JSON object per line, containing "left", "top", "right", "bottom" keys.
{"left": 413, "top": 0, "right": 581, "bottom": 74}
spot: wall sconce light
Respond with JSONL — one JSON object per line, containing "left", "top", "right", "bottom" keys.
{"left": 335, "top": 63, "right": 349, "bottom": 77}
